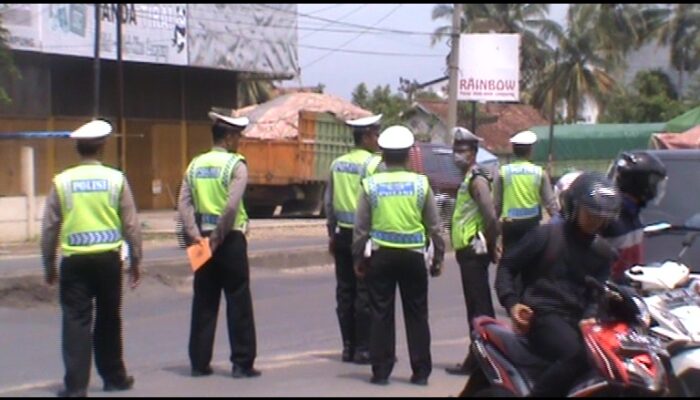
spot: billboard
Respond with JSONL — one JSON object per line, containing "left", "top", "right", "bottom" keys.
{"left": 41, "top": 4, "right": 188, "bottom": 65}
{"left": 458, "top": 33, "right": 520, "bottom": 102}
{"left": 0, "top": 4, "right": 41, "bottom": 51}
{"left": 187, "top": 4, "right": 298, "bottom": 77}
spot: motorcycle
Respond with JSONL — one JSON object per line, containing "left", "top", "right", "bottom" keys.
{"left": 623, "top": 213, "right": 700, "bottom": 396}
{"left": 459, "top": 277, "right": 670, "bottom": 397}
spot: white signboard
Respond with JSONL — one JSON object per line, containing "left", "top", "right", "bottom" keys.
{"left": 0, "top": 4, "right": 42, "bottom": 51}
{"left": 458, "top": 33, "right": 520, "bottom": 102}
{"left": 41, "top": 4, "right": 188, "bottom": 65}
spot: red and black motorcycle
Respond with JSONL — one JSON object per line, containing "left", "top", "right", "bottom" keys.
{"left": 459, "top": 278, "right": 671, "bottom": 397}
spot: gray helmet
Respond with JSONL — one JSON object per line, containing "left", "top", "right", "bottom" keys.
{"left": 453, "top": 127, "right": 483, "bottom": 144}
{"left": 564, "top": 171, "right": 621, "bottom": 223}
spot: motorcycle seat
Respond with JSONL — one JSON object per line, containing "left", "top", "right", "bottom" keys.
{"left": 475, "top": 317, "right": 551, "bottom": 369}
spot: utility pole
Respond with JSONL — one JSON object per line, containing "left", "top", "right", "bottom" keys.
{"left": 93, "top": 4, "right": 100, "bottom": 117}
{"left": 446, "top": 3, "right": 462, "bottom": 144}
{"left": 547, "top": 48, "right": 559, "bottom": 179}
{"left": 116, "top": 3, "right": 125, "bottom": 171}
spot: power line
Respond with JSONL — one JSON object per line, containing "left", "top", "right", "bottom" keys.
{"left": 253, "top": 3, "right": 438, "bottom": 36}
{"left": 302, "top": 4, "right": 404, "bottom": 70}
{"left": 300, "top": 4, "right": 367, "bottom": 40}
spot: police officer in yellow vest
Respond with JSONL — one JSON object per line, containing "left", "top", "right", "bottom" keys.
{"left": 353, "top": 125, "right": 445, "bottom": 386}
{"left": 494, "top": 130, "right": 558, "bottom": 255}
{"left": 445, "top": 127, "right": 501, "bottom": 376}
{"left": 177, "top": 111, "right": 260, "bottom": 379}
{"left": 41, "top": 120, "right": 142, "bottom": 397}
{"left": 324, "top": 113, "right": 383, "bottom": 365}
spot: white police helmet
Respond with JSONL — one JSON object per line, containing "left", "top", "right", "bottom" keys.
{"left": 378, "top": 125, "right": 415, "bottom": 150}
{"left": 70, "top": 119, "right": 113, "bottom": 139}
{"left": 346, "top": 114, "right": 382, "bottom": 128}
{"left": 510, "top": 130, "right": 537, "bottom": 145}
{"left": 208, "top": 111, "right": 249, "bottom": 129}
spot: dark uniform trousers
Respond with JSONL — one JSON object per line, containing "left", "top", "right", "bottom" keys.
{"left": 189, "top": 230, "right": 257, "bottom": 370}
{"left": 456, "top": 248, "right": 494, "bottom": 330}
{"left": 59, "top": 251, "right": 128, "bottom": 391}
{"left": 366, "top": 248, "right": 431, "bottom": 380}
{"left": 456, "top": 248, "right": 494, "bottom": 366}
{"left": 333, "top": 227, "right": 370, "bottom": 354}
{"left": 501, "top": 216, "right": 540, "bottom": 256}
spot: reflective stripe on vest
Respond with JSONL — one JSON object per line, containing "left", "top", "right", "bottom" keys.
{"left": 55, "top": 164, "right": 124, "bottom": 256}
{"left": 363, "top": 171, "right": 427, "bottom": 249}
{"left": 500, "top": 161, "right": 542, "bottom": 220}
{"left": 451, "top": 171, "right": 484, "bottom": 250}
{"left": 186, "top": 149, "right": 248, "bottom": 232}
{"left": 332, "top": 149, "right": 380, "bottom": 228}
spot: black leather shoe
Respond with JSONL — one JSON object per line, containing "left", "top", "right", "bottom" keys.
{"left": 231, "top": 365, "right": 262, "bottom": 378}
{"left": 445, "top": 363, "right": 470, "bottom": 375}
{"left": 410, "top": 375, "right": 428, "bottom": 386}
{"left": 103, "top": 375, "right": 134, "bottom": 391}
{"left": 57, "top": 388, "right": 87, "bottom": 398}
{"left": 353, "top": 350, "right": 370, "bottom": 364}
{"left": 191, "top": 366, "right": 214, "bottom": 377}
{"left": 369, "top": 375, "right": 389, "bottom": 385}
{"left": 342, "top": 347, "right": 354, "bottom": 362}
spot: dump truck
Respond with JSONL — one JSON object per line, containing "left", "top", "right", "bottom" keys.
{"left": 239, "top": 110, "right": 354, "bottom": 217}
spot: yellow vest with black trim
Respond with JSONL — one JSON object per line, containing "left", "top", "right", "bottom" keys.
{"left": 362, "top": 170, "right": 428, "bottom": 249}
{"left": 500, "top": 160, "right": 542, "bottom": 220}
{"left": 54, "top": 164, "right": 125, "bottom": 256}
{"left": 331, "top": 149, "right": 381, "bottom": 228}
{"left": 186, "top": 148, "right": 248, "bottom": 232}
{"left": 451, "top": 170, "right": 484, "bottom": 251}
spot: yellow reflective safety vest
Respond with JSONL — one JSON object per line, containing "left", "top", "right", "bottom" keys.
{"left": 186, "top": 148, "right": 248, "bottom": 232}
{"left": 451, "top": 170, "right": 484, "bottom": 251}
{"left": 500, "top": 160, "right": 542, "bottom": 220}
{"left": 54, "top": 164, "right": 124, "bottom": 256}
{"left": 331, "top": 149, "right": 381, "bottom": 228}
{"left": 362, "top": 170, "right": 428, "bottom": 249}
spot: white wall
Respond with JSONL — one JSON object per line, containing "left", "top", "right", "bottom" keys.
{"left": 0, "top": 196, "right": 46, "bottom": 242}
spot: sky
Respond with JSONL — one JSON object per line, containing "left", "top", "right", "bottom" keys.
{"left": 284, "top": 4, "right": 569, "bottom": 101}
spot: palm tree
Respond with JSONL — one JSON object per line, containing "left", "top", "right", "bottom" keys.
{"left": 645, "top": 4, "right": 700, "bottom": 97}
{"left": 431, "top": 4, "right": 560, "bottom": 102}
{"left": 531, "top": 5, "right": 618, "bottom": 123}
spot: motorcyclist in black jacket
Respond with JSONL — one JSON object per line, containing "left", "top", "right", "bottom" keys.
{"left": 495, "top": 171, "right": 621, "bottom": 397}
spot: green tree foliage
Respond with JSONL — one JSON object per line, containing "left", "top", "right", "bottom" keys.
{"left": 530, "top": 5, "right": 620, "bottom": 123}
{"left": 645, "top": 4, "right": 700, "bottom": 95}
{"left": 351, "top": 83, "right": 408, "bottom": 127}
{"left": 0, "top": 15, "right": 19, "bottom": 104}
{"left": 600, "top": 69, "right": 694, "bottom": 123}
{"left": 236, "top": 79, "right": 275, "bottom": 108}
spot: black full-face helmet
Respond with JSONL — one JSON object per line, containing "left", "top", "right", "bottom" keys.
{"left": 612, "top": 151, "right": 667, "bottom": 206}
{"left": 564, "top": 171, "right": 622, "bottom": 225}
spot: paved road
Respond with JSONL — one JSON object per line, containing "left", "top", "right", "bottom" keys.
{"left": 0, "top": 236, "right": 327, "bottom": 278}
{"left": 0, "top": 254, "right": 505, "bottom": 397}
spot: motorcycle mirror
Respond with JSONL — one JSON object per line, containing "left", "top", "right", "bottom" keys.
{"left": 643, "top": 222, "right": 671, "bottom": 234}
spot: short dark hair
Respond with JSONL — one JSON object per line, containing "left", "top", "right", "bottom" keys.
{"left": 212, "top": 121, "right": 242, "bottom": 142}
{"left": 382, "top": 149, "right": 409, "bottom": 165}
{"left": 352, "top": 126, "right": 378, "bottom": 146}
{"left": 76, "top": 138, "right": 104, "bottom": 157}
{"left": 513, "top": 144, "right": 532, "bottom": 158}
